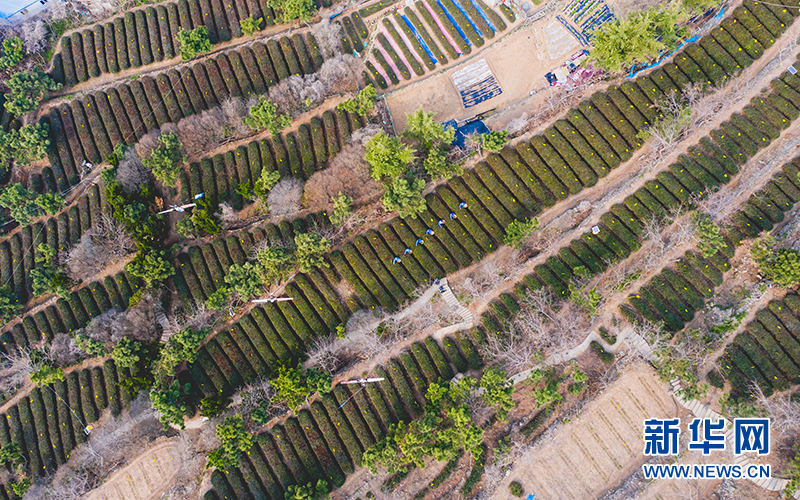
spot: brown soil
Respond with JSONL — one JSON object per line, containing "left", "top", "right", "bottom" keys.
{"left": 488, "top": 362, "right": 678, "bottom": 500}
{"left": 385, "top": 17, "right": 575, "bottom": 131}
{"left": 82, "top": 437, "right": 183, "bottom": 500}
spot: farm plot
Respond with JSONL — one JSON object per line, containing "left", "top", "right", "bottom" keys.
{"left": 202, "top": 334, "right": 482, "bottom": 500}
{"left": 45, "top": 35, "right": 323, "bottom": 190}
{"left": 178, "top": 109, "right": 365, "bottom": 208}
{"left": 0, "top": 184, "right": 105, "bottom": 307}
{"left": 0, "top": 358, "right": 132, "bottom": 483}
{"left": 488, "top": 364, "right": 677, "bottom": 500}
{"left": 49, "top": 0, "right": 332, "bottom": 88}
{"left": 719, "top": 293, "right": 800, "bottom": 398}
{"left": 475, "top": 55, "right": 800, "bottom": 339}
{"left": 0, "top": 270, "right": 142, "bottom": 355}
{"left": 363, "top": 0, "right": 513, "bottom": 88}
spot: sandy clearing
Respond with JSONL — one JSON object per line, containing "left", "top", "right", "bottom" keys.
{"left": 488, "top": 363, "right": 678, "bottom": 500}
{"left": 385, "top": 20, "right": 582, "bottom": 131}
{"left": 83, "top": 438, "right": 183, "bottom": 500}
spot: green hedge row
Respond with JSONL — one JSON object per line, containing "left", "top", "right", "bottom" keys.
{"left": 50, "top": 0, "right": 283, "bottom": 86}
{"left": 50, "top": 36, "right": 319, "bottom": 184}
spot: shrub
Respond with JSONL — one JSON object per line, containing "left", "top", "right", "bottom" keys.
{"left": 504, "top": 218, "right": 539, "bottom": 249}
{"left": 240, "top": 14, "right": 263, "bottom": 37}
{"left": 591, "top": 340, "right": 614, "bottom": 363}
{"left": 509, "top": 481, "right": 524, "bottom": 497}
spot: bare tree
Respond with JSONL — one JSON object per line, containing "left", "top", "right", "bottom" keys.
{"left": 318, "top": 55, "right": 360, "bottom": 95}
{"left": 266, "top": 178, "right": 304, "bottom": 219}
{"left": 116, "top": 148, "right": 150, "bottom": 194}
{"left": 514, "top": 288, "right": 587, "bottom": 354}
{"left": 0, "top": 346, "right": 43, "bottom": 393}
{"left": 217, "top": 201, "right": 239, "bottom": 228}
{"left": 178, "top": 301, "right": 220, "bottom": 332}
{"left": 65, "top": 215, "right": 135, "bottom": 282}
{"left": 311, "top": 20, "right": 343, "bottom": 59}
{"left": 750, "top": 381, "right": 800, "bottom": 436}
{"left": 481, "top": 323, "right": 542, "bottom": 374}
{"left": 50, "top": 332, "right": 84, "bottom": 366}
{"left": 305, "top": 335, "right": 348, "bottom": 374}
{"left": 17, "top": 19, "right": 46, "bottom": 54}
{"left": 303, "top": 134, "right": 381, "bottom": 212}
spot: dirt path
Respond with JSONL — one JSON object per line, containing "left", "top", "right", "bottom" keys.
{"left": 489, "top": 363, "right": 678, "bottom": 500}
{"left": 83, "top": 438, "right": 183, "bottom": 500}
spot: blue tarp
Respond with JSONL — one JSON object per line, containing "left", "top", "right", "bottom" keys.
{"left": 450, "top": 0, "right": 484, "bottom": 38}
{"left": 443, "top": 119, "right": 491, "bottom": 148}
{"left": 402, "top": 14, "right": 438, "bottom": 65}
{"left": 469, "top": 0, "right": 497, "bottom": 34}
{"left": 436, "top": 0, "right": 473, "bottom": 47}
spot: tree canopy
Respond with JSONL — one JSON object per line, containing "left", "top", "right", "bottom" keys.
{"left": 243, "top": 96, "right": 292, "bottom": 134}
{"left": 143, "top": 132, "right": 186, "bottom": 187}
{"left": 272, "top": 363, "right": 333, "bottom": 411}
{"left": 4, "top": 68, "right": 61, "bottom": 116}
{"left": 0, "top": 38, "right": 24, "bottom": 70}
{"left": 294, "top": 232, "right": 330, "bottom": 273}
{"left": 589, "top": 5, "right": 685, "bottom": 73}
{"left": 362, "top": 377, "right": 483, "bottom": 473}
{"left": 156, "top": 327, "right": 210, "bottom": 377}
{"left": 225, "top": 262, "right": 264, "bottom": 300}
{"left": 0, "top": 183, "right": 64, "bottom": 226}
{"left": 337, "top": 85, "right": 377, "bottom": 117}
{"left": 0, "top": 286, "right": 21, "bottom": 323}
{"left": 207, "top": 415, "right": 254, "bottom": 469}
{"left": 692, "top": 211, "right": 726, "bottom": 258}
{"left": 380, "top": 175, "right": 427, "bottom": 219}
{"left": 405, "top": 107, "right": 455, "bottom": 151}
{"left": 176, "top": 26, "right": 213, "bottom": 60}
{"left": 503, "top": 218, "right": 539, "bottom": 249}
{"left": 266, "top": 0, "right": 316, "bottom": 24}
{"left": 150, "top": 380, "right": 191, "bottom": 429}
{"left": 240, "top": 15, "right": 264, "bottom": 36}
{"left": 479, "top": 367, "right": 515, "bottom": 422}
{"left": 365, "top": 131, "right": 415, "bottom": 181}
{"left": 0, "top": 123, "right": 49, "bottom": 166}
{"left": 125, "top": 249, "right": 175, "bottom": 286}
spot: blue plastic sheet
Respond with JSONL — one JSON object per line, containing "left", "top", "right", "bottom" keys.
{"left": 626, "top": 35, "right": 700, "bottom": 78}
{"left": 402, "top": 14, "right": 438, "bottom": 65}
{"left": 436, "top": 0, "right": 473, "bottom": 47}
{"left": 450, "top": 0, "right": 484, "bottom": 38}
{"left": 469, "top": 0, "right": 497, "bottom": 34}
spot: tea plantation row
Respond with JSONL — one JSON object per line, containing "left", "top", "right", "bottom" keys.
{"left": 178, "top": 107, "right": 366, "bottom": 209}
{"left": 201, "top": 333, "right": 482, "bottom": 500}
{"left": 44, "top": 34, "right": 324, "bottom": 192}
{"left": 51, "top": 0, "right": 333, "bottom": 87}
